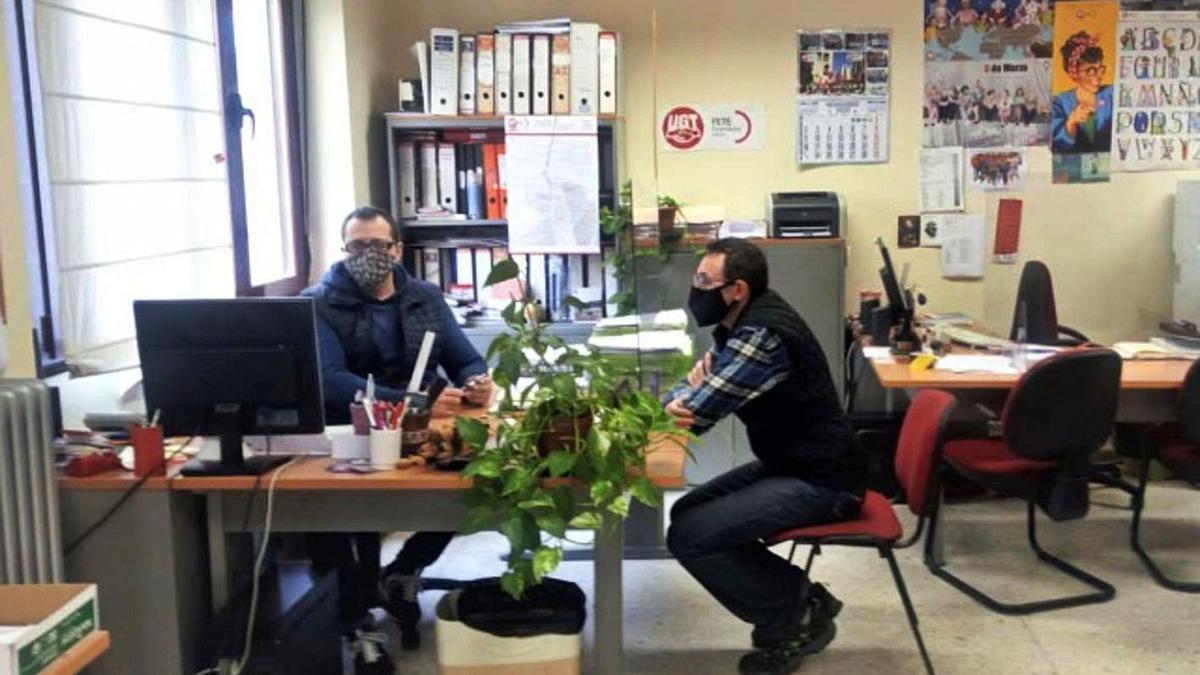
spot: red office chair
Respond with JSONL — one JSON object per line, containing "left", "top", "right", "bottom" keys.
{"left": 1010, "top": 261, "right": 1090, "bottom": 346}
{"left": 1128, "top": 359, "right": 1200, "bottom": 592}
{"left": 929, "top": 349, "right": 1122, "bottom": 614}
{"left": 767, "top": 389, "right": 958, "bottom": 675}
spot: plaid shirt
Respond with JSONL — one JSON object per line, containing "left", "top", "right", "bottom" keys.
{"left": 663, "top": 325, "right": 790, "bottom": 434}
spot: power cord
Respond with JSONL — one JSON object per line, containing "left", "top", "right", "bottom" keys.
{"left": 63, "top": 433, "right": 198, "bottom": 557}
{"left": 230, "top": 455, "right": 300, "bottom": 675}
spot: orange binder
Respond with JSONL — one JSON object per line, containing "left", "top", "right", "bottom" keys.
{"left": 483, "top": 143, "right": 502, "bottom": 220}
{"left": 497, "top": 143, "right": 507, "bottom": 220}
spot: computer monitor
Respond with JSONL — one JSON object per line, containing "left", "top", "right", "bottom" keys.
{"left": 875, "top": 237, "right": 908, "bottom": 313}
{"left": 133, "top": 298, "right": 325, "bottom": 476}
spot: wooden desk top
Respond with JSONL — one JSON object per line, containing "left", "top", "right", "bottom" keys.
{"left": 42, "top": 630, "right": 110, "bottom": 675}
{"left": 171, "top": 433, "right": 687, "bottom": 492}
{"left": 870, "top": 351, "right": 1192, "bottom": 390}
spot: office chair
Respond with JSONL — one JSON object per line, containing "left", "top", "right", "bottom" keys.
{"left": 928, "top": 349, "right": 1122, "bottom": 614}
{"left": 1010, "top": 261, "right": 1090, "bottom": 346}
{"left": 1127, "top": 358, "right": 1200, "bottom": 592}
{"left": 767, "top": 389, "right": 958, "bottom": 675}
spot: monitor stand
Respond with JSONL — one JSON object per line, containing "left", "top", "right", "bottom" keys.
{"left": 180, "top": 414, "right": 292, "bottom": 476}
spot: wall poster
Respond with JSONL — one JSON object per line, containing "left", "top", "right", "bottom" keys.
{"left": 923, "top": 1, "right": 1057, "bottom": 149}
{"left": 1112, "top": 10, "right": 1200, "bottom": 172}
{"left": 1051, "top": 0, "right": 1120, "bottom": 183}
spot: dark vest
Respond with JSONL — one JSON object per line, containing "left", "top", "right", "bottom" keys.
{"left": 714, "top": 290, "right": 864, "bottom": 491}
{"left": 302, "top": 263, "right": 448, "bottom": 391}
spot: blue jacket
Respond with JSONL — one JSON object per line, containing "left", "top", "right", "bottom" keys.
{"left": 301, "top": 262, "right": 487, "bottom": 422}
{"left": 1051, "top": 86, "right": 1113, "bottom": 154}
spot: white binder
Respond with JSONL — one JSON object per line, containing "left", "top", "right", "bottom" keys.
{"left": 476, "top": 33, "right": 495, "bottom": 115}
{"left": 512, "top": 34, "right": 531, "bottom": 115}
{"left": 437, "top": 143, "right": 457, "bottom": 213}
{"left": 397, "top": 141, "right": 417, "bottom": 218}
{"left": 531, "top": 34, "right": 550, "bottom": 115}
{"left": 569, "top": 22, "right": 599, "bottom": 115}
{"left": 458, "top": 35, "right": 476, "bottom": 115}
{"left": 598, "top": 31, "right": 617, "bottom": 115}
{"left": 429, "top": 27, "right": 459, "bottom": 116}
{"left": 494, "top": 33, "right": 512, "bottom": 115}
{"left": 420, "top": 141, "right": 439, "bottom": 209}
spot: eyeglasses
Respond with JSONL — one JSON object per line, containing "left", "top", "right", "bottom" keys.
{"left": 1079, "top": 64, "right": 1106, "bottom": 77}
{"left": 692, "top": 274, "right": 733, "bottom": 290}
{"left": 343, "top": 239, "right": 396, "bottom": 255}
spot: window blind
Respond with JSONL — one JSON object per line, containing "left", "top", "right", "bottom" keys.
{"left": 31, "top": 0, "right": 232, "bottom": 372}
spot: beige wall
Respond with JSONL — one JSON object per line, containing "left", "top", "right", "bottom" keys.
{"left": 0, "top": 7, "right": 36, "bottom": 377}
{"left": 329, "top": 0, "right": 1187, "bottom": 344}
{"left": 305, "top": 0, "right": 413, "bottom": 275}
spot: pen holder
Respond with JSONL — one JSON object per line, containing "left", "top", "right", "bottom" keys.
{"left": 369, "top": 428, "right": 402, "bottom": 470}
{"left": 331, "top": 432, "right": 370, "bottom": 461}
{"left": 349, "top": 403, "right": 371, "bottom": 435}
{"left": 401, "top": 410, "right": 432, "bottom": 457}
{"left": 131, "top": 424, "right": 166, "bottom": 477}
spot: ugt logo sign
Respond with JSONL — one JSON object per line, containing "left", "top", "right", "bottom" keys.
{"left": 662, "top": 106, "right": 704, "bottom": 149}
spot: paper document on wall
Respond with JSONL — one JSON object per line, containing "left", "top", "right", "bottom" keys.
{"left": 920, "top": 147, "right": 964, "bottom": 213}
{"left": 939, "top": 214, "right": 985, "bottom": 279}
{"left": 503, "top": 115, "right": 600, "bottom": 254}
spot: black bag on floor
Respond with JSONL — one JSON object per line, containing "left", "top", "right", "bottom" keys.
{"left": 452, "top": 577, "right": 586, "bottom": 638}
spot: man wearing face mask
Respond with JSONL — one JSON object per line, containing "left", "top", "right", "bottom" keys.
{"left": 301, "top": 206, "right": 491, "bottom": 672}
{"left": 663, "top": 238, "right": 866, "bottom": 675}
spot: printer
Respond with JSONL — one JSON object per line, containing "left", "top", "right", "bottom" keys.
{"left": 767, "top": 192, "right": 844, "bottom": 238}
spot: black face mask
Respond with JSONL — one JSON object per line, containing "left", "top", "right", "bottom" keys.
{"left": 687, "top": 283, "right": 734, "bottom": 327}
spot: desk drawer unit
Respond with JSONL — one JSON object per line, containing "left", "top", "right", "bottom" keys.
{"left": 0, "top": 380, "right": 62, "bottom": 583}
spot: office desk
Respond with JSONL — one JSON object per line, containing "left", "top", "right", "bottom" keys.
{"left": 869, "top": 351, "right": 1190, "bottom": 423}
{"left": 172, "top": 429, "right": 686, "bottom": 675}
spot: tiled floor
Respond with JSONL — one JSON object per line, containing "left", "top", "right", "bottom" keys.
{"left": 368, "top": 481, "right": 1200, "bottom": 674}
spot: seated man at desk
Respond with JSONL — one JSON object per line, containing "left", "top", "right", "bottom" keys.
{"left": 663, "top": 239, "right": 866, "bottom": 675}
{"left": 302, "top": 206, "right": 492, "bottom": 665}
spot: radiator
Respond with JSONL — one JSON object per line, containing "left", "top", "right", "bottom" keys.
{"left": 0, "top": 380, "right": 63, "bottom": 583}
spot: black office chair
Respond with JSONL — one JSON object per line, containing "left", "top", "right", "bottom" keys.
{"left": 1127, "top": 359, "right": 1200, "bottom": 592}
{"left": 928, "top": 349, "right": 1122, "bottom": 614}
{"left": 1010, "top": 261, "right": 1090, "bottom": 346}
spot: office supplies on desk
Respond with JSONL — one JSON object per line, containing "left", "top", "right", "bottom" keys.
{"left": 429, "top": 28, "right": 459, "bottom": 115}
{"left": 131, "top": 418, "right": 165, "bottom": 477}
{"left": 934, "top": 354, "right": 1018, "bottom": 374}
{"left": 369, "top": 427, "right": 402, "bottom": 469}
{"left": 936, "top": 325, "right": 1014, "bottom": 350}
{"left": 409, "top": 331, "right": 438, "bottom": 394}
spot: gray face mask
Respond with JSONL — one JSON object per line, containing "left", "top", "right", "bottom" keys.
{"left": 345, "top": 247, "right": 394, "bottom": 293}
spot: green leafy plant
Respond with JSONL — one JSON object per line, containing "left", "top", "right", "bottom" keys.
{"left": 656, "top": 194, "right": 683, "bottom": 210}
{"left": 458, "top": 258, "right": 686, "bottom": 599}
{"left": 601, "top": 182, "right": 678, "bottom": 316}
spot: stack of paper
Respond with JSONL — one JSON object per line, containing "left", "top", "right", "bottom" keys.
{"left": 588, "top": 310, "right": 693, "bottom": 385}
{"left": 933, "top": 354, "right": 1018, "bottom": 374}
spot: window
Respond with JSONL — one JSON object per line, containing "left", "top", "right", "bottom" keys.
{"left": 217, "top": 0, "right": 308, "bottom": 296}
{"left": 11, "top": 0, "right": 306, "bottom": 374}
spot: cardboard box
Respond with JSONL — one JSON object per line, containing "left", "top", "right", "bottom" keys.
{"left": 0, "top": 585, "right": 99, "bottom": 675}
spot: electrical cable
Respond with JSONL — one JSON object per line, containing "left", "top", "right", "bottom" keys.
{"left": 231, "top": 456, "right": 300, "bottom": 675}
{"left": 63, "top": 432, "right": 197, "bottom": 557}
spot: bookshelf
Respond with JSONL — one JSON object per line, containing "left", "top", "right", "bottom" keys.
{"left": 383, "top": 113, "right": 621, "bottom": 326}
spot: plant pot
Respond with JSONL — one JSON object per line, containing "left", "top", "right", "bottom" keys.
{"left": 536, "top": 414, "right": 593, "bottom": 457}
{"left": 657, "top": 206, "right": 677, "bottom": 235}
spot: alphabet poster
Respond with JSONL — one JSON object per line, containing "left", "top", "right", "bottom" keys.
{"left": 1112, "top": 11, "right": 1200, "bottom": 172}
{"left": 1051, "top": 0, "right": 1119, "bottom": 183}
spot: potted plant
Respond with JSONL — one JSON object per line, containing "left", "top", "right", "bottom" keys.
{"left": 656, "top": 194, "right": 684, "bottom": 235}
{"left": 456, "top": 258, "right": 685, "bottom": 599}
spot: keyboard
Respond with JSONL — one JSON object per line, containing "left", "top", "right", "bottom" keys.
{"left": 935, "top": 324, "right": 1013, "bottom": 350}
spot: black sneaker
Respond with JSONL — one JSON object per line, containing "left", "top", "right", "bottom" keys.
{"left": 349, "top": 624, "right": 394, "bottom": 675}
{"left": 380, "top": 569, "right": 423, "bottom": 650}
{"left": 751, "top": 582, "right": 842, "bottom": 649}
{"left": 739, "top": 591, "right": 839, "bottom": 675}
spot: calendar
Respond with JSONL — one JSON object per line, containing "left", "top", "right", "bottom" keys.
{"left": 796, "top": 98, "right": 889, "bottom": 165}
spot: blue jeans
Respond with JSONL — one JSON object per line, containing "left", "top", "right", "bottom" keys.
{"left": 666, "top": 461, "right": 861, "bottom": 634}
